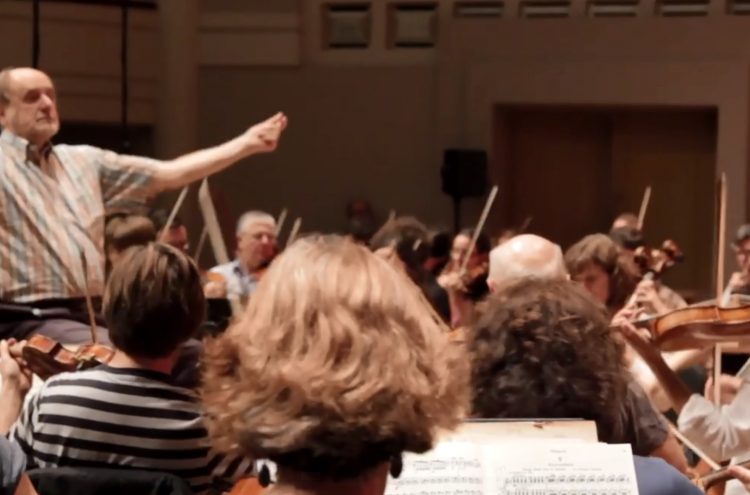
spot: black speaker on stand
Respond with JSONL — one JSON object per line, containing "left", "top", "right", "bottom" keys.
{"left": 441, "top": 149, "right": 489, "bottom": 233}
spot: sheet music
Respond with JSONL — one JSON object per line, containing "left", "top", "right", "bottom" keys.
{"left": 386, "top": 442, "right": 485, "bottom": 495}
{"left": 488, "top": 442, "right": 637, "bottom": 495}
{"left": 385, "top": 441, "right": 638, "bottom": 495}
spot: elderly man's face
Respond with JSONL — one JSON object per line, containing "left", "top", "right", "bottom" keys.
{"left": 237, "top": 220, "right": 277, "bottom": 272}
{"left": 0, "top": 68, "right": 60, "bottom": 145}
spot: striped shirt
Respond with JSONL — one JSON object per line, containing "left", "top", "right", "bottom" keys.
{"left": 0, "top": 130, "right": 160, "bottom": 303}
{"left": 11, "top": 366, "right": 252, "bottom": 494}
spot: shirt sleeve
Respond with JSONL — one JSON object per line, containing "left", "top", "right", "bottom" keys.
{"left": 9, "top": 387, "right": 42, "bottom": 469}
{"left": 621, "top": 380, "right": 669, "bottom": 456}
{"left": 0, "top": 435, "right": 25, "bottom": 495}
{"left": 86, "top": 145, "right": 162, "bottom": 212}
{"left": 677, "top": 381, "right": 750, "bottom": 461}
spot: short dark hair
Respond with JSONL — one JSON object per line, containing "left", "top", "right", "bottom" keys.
{"left": 105, "top": 214, "right": 156, "bottom": 253}
{"left": 459, "top": 227, "right": 492, "bottom": 255}
{"left": 370, "top": 216, "right": 431, "bottom": 284}
{"left": 469, "top": 278, "right": 628, "bottom": 440}
{"left": 103, "top": 243, "right": 205, "bottom": 359}
{"left": 609, "top": 227, "right": 645, "bottom": 251}
{"left": 149, "top": 208, "right": 183, "bottom": 232}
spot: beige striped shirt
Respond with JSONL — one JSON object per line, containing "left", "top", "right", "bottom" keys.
{"left": 0, "top": 130, "right": 160, "bottom": 303}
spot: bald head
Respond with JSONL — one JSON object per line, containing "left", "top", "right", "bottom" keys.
{"left": 488, "top": 234, "right": 567, "bottom": 290}
{"left": 0, "top": 67, "right": 60, "bottom": 146}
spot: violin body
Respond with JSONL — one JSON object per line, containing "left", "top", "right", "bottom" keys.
{"left": 643, "top": 303, "right": 750, "bottom": 351}
{"left": 22, "top": 335, "right": 114, "bottom": 380}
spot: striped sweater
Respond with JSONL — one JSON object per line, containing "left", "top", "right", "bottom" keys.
{"left": 11, "top": 365, "right": 252, "bottom": 494}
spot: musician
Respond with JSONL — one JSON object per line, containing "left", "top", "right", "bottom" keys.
{"left": 468, "top": 278, "right": 698, "bottom": 492}
{"left": 207, "top": 210, "right": 277, "bottom": 298}
{"left": 486, "top": 233, "right": 566, "bottom": 290}
{"left": 438, "top": 228, "right": 491, "bottom": 327}
{"left": 345, "top": 198, "right": 377, "bottom": 244}
{"left": 150, "top": 208, "right": 190, "bottom": 253}
{"left": 104, "top": 213, "right": 156, "bottom": 271}
{"left": 0, "top": 435, "right": 37, "bottom": 495}
{"left": 0, "top": 243, "right": 252, "bottom": 493}
{"left": 369, "top": 216, "right": 450, "bottom": 322}
{"left": 622, "top": 323, "right": 750, "bottom": 495}
{"left": 610, "top": 226, "right": 646, "bottom": 252}
{"left": 201, "top": 235, "right": 467, "bottom": 495}
{"left": 485, "top": 236, "right": 689, "bottom": 473}
{"left": 565, "top": 233, "right": 684, "bottom": 317}
{"left": 612, "top": 211, "right": 640, "bottom": 230}
{"left": 725, "top": 224, "right": 750, "bottom": 299}
{"left": 0, "top": 66, "right": 287, "bottom": 345}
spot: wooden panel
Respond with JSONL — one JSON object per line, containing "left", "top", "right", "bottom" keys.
{"left": 610, "top": 109, "right": 716, "bottom": 295}
{"left": 500, "top": 108, "right": 612, "bottom": 249}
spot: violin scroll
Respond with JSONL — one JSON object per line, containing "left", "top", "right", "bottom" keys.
{"left": 633, "top": 239, "right": 684, "bottom": 279}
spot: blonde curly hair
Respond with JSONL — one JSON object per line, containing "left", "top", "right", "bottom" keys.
{"left": 201, "top": 235, "right": 468, "bottom": 479}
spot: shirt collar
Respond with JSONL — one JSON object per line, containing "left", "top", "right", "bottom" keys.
{"left": 232, "top": 259, "right": 258, "bottom": 281}
{"left": 1, "top": 129, "right": 53, "bottom": 164}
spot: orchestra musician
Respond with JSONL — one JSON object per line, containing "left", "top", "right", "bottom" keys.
{"left": 0, "top": 66, "right": 287, "bottom": 346}
{"left": 468, "top": 278, "right": 700, "bottom": 494}
{"left": 437, "top": 228, "right": 491, "bottom": 327}
{"left": 369, "top": 216, "right": 451, "bottom": 322}
{"left": 565, "top": 234, "right": 706, "bottom": 410}
{"left": 201, "top": 235, "right": 467, "bottom": 495}
{"left": 486, "top": 235, "right": 689, "bottom": 473}
{"left": 104, "top": 213, "right": 156, "bottom": 274}
{"left": 621, "top": 321, "right": 750, "bottom": 495}
{"left": 205, "top": 210, "right": 278, "bottom": 299}
{"left": 612, "top": 211, "right": 640, "bottom": 231}
{"left": 0, "top": 243, "right": 253, "bottom": 494}
{"left": 150, "top": 208, "right": 190, "bottom": 253}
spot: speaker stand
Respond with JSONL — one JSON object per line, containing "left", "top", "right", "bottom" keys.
{"left": 452, "top": 196, "right": 462, "bottom": 234}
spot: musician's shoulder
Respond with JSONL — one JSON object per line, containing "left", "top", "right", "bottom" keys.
{"left": 633, "top": 456, "right": 703, "bottom": 495}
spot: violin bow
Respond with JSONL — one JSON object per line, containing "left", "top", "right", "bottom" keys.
{"left": 276, "top": 208, "right": 288, "bottom": 237}
{"left": 193, "top": 224, "right": 209, "bottom": 261}
{"left": 79, "top": 252, "right": 99, "bottom": 345}
{"left": 459, "top": 185, "right": 499, "bottom": 276}
{"left": 637, "top": 185, "right": 652, "bottom": 231}
{"left": 667, "top": 422, "right": 720, "bottom": 471}
{"left": 159, "top": 186, "right": 189, "bottom": 242}
{"left": 713, "top": 173, "right": 728, "bottom": 405}
{"left": 286, "top": 218, "right": 302, "bottom": 247}
{"left": 198, "top": 179, "right": 242, "bottom": 318}
{"left": 518, "top": 215, "right": 533, "bottom": 234}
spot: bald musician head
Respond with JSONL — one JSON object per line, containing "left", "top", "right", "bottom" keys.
{"left": 0, "top": 67, "right": 60, "bottom": 148}
{"left": 487, "top": 234, "right": 567, "bottom": 291}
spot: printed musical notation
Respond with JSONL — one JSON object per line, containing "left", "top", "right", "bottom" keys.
{"left": 386, "top": 443, "right": 485, "bottom": 495}
{"left": 385, "top": 440, "right": 638, "bottom": 495}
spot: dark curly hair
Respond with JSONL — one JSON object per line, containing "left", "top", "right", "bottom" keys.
{"left": 468, "top": 278, "right": 628, "bottom": 442}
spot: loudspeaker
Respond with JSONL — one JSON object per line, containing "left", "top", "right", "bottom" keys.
{"left": 441, "top": 149, "right": 488, "bottom": 199}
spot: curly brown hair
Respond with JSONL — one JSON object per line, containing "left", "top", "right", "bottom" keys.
{"left": 468, "top": 278, "right": 628, "bottom": 441}
{"left": 200, "top": 235, "right": 468, "bottom": 480}
{"left": 564, "top": 233, "right": 638, "bottom": 312}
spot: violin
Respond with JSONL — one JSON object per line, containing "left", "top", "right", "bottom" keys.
{"left": 638, "top": 302, "right": 750, "bottom": 352}
{"left": 633, "top": 239, "right": 684, "bottom": 281}
{"left": 21, "top": 334, "right": 114, "bottom": 380}
{"left": 687, "top": 460, "right": 750, "bottom": 493}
